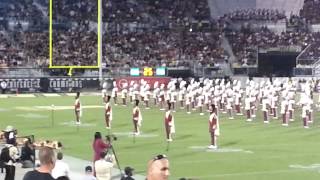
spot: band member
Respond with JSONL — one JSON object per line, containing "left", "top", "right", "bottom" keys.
{"left": 104, "top": 95, "right": 112, "bottom": 129}
{"left": 185, "top": 90, "right": 192, "bottom": 114}
{"left": 153, "top": 82, "right": 160, "bottom": 106}
{"left": 208, "top": 104, "right": 219, "bottom": 149}
{"left": 244, "top": 95, "right": 251, "bottom": 121}
{"left": 132, "top": 100, "right": 143, "bottom": 135}
{"left": 75, "top": 92, "right": 81, "bottom": 125}
{"left": 144, "top": 84, "right": 151, "bottom": 109}
{"left": 111, "top": 81, "right": 118, "bottom": 105}
{"left": 121, "top": 83, "right": 128, "bottom": 106}
{"left": 159, "top": 84, "right": 165, "bottom": 110}
{"left": 262, "top": 96, "right": 269, "bottom": 123}
{"left": 280, "top": 97, "right": 288, "bottom": 126}
{"left": 164, "top": 103, "right": 175, "bottom": 142}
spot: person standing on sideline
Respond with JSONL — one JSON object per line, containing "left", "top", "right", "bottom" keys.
{"left": 104, "top": 95, "right": 113, "bottom": 129}
{"left": 51, "top": 152, "right": 70, "bottom": 179}
{"left": 94, "top": 152, "right": 114, "bottom": 180}
{"left": 120, "top": 167, "right": 135, "bottom": 180}
{"left": 132, "top": 100, "right": 142, "bottom": 135}
{"left": 75, "top": 92, "right": 82, "bottom": 125}
{"left": 22, "top": 146, "right": 56, "bottom": 180}
{"left": 164, "top": 102, "right": 175, "bottom": 142}
{"left": 208, "top": 104, "right": 220, "bottom": 149}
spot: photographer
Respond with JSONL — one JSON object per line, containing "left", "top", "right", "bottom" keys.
{"left": 92, "top": 132, "right": 110, "bottom": 163}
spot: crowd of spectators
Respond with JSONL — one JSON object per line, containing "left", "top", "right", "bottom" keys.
{"left": 298, "top": 32, "right": 320, "bottom": 62}
{"left": 2, "top": 0, "right": 320, "bottom": 70}
{"left": 104, "top": 0, "right": 210, "bottom": 25}
{"left": 300, "top": 0, "right": 320, "bottom": 24}
{"left": 220, "top": 8, "right": 286, "bottom": 22}
{"left": 0, "top": 0, "right": 42, "bottom": 19}
{"left": 53, "top": 30, "right": 97, "bottom": 66}
{"left": 226, "top": 26, "right": 317, "bottom": 66}
{"left": 53, "top": 0, "right": 97, "bottom": 21}
{"left": 105, "top": 29, "right": 227, "bottom": 68}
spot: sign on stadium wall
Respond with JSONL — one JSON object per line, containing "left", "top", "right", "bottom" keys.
{"left": 0, "top": 77, "right": 103, "bottom": 92}
{"left": 115, "top": 77, "right": 171, "bottom": 90}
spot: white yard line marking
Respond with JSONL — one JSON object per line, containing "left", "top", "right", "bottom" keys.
{"left": 189, "top": 146, "right": 253, "bottom": 153}
{"left": 0, "top": 95, "right": 8, "bottom": 98}
{"left": 113, "top": 132, "right": 159, "bottom": 138}
{"left": 60, "top": 121, "right": 97, "bottom": 127}
{"left": 16, "top": 113, "right": 48, "bottom": 119}
{"left": 171, "top": 169, "right": 306, "bottom": 179}
{"left": 12, "top": 94, "right": 36, "bottom": 97}
{"left": 42, "top": 93, "right": 61, "bottom": 97}
{"left": 15, "top": 105, "right": 104, "bottom": 111}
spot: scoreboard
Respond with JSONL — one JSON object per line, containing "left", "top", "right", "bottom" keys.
{"left": 130, "top": 67, "right": 167, "bottom": 77}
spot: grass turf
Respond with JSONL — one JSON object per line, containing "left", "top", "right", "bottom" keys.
{"left": 1, "top": 95, "right": 320, "bottom": 180}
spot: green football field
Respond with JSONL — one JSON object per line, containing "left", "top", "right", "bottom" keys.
{"left": 1, "top": 94, "right": 320, "bottom": 180}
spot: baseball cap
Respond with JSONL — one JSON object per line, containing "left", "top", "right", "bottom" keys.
{"left": 85, "top": 166, "right": 92, "bottom": 173}
{"left": 124, "top": 166, "right": 134, "bottom": 175}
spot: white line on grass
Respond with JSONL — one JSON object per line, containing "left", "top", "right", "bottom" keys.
{"left": 113, "top": 132, "right": 159, "bottom": 138}
{"left": 171, "top": 169, "right": 306, "bottom": 179}
{"left": 16, "top": 113, "right": 48, "bottom": 119}
{"left": 60, "top": 121, "right": 96, "bottom": 127}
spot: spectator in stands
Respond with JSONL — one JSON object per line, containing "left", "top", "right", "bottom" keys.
{"left": 21, "top": 138, "right": 35, "bottom": 168}
{"left": 94, "top": 151, "right": 114, "bottom": 180}
{"left": 51, "top": 152, "right": 70, "bottom": 179}
{"left": 146, "top": 154, "right": 170, "bottom": 180}
{"left": 22, "top": 146, "right": 56, "bottom": 180}
{"left": 120, "top": 166, "right": 135, "bottom": 180}
{"left": 82, "top": 165, "right": 96, "bottom": 180}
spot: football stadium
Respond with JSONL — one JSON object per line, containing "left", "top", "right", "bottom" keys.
{"left": 1, "top": 0, "right": 320, "bottom": 180}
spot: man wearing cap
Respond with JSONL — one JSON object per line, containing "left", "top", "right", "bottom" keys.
{"left": 3, "top": 126, "right": 17, "bottom": 145}
{"left": 82, "top": 166, "right": 96, "bottom": 180}
{"left": 120, "top": 167, "right": 135, "bottom": 180}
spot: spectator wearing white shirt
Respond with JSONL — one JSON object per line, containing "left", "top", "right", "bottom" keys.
{"left": 95, "top": 151, "right": 114, "bottom": 180}
{"left": 51, "top": 152, "right": 70, "bottom": 179}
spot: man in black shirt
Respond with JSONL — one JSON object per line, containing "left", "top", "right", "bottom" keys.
{"left": 21, "top": 139, "right": 35, "bottom": 168}
{"left": 120, "top": 166, "right": 135, "bottom": 180}
{"left": 22, "top": 146, "right": 56, "bottom": 180}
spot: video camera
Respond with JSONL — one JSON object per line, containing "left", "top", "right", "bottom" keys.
{"left": 106, "top": 134, "right": 117, "bottom": 141}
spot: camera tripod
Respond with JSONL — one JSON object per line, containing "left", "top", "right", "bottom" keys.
{"left": 105, "top": 138, "right": 123, "bottom": 177}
